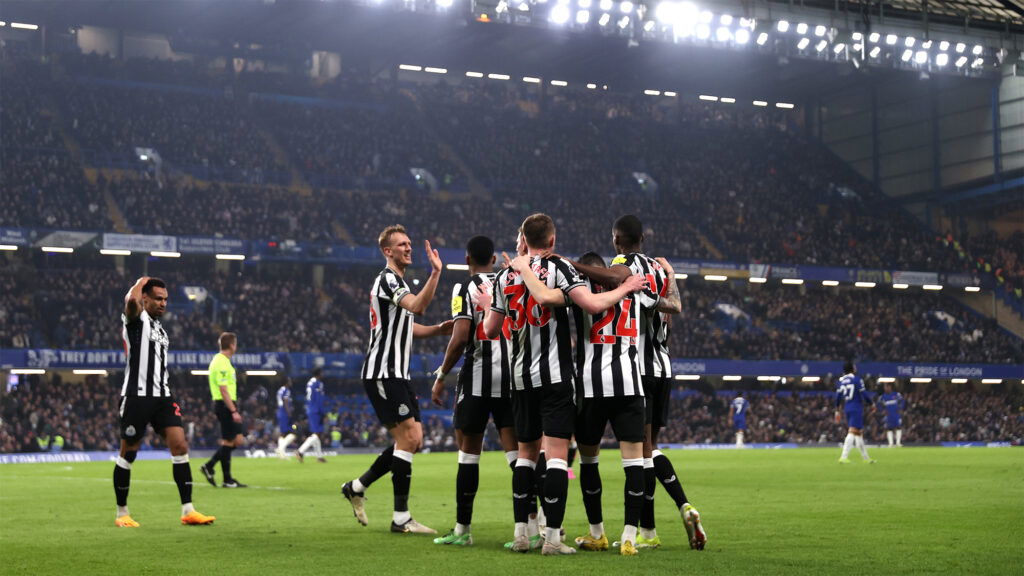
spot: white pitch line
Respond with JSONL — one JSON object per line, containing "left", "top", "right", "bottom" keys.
{"left": 1, "top": 475, "right": 288, "bottom": 490}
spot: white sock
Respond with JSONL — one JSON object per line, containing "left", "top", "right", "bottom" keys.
{"left": 117, "top": 505, "right": 129, "bottom": 517}
{"left": 455, "top": 522, "right": 470, "bottom": 535}
{"left": 279, "top": 433, "right": 296, "bottom": 452}
{"left": 514, "top": 522, "right": 527, "bottom": 538}
{"left": 545, "top": 526, "right": 561, "bottom": 545}
{"left": 640, "top": 527, "right": 657, "bottom": 540}
{"left": 505, "top": 451, "right": 519, "bottom": 466}
{"left": 313, "top": 435, "right": 323, "bottom": 457}
{"left": 840, "top": 434, "right": 854, "bottom": 459}
{"left": 181, "top": 502, "right": 194, "bottom": 515}
{"left": 526, "top": 517, "right": 539, "bottom": 537}
{"left": 536, "top": 505, "right": 547, "bottom": 528}
{"left": 855, "top": 435, "right": 870, "bottom": 460}
{"left": 393, "top": 510, "right": 411, "bottom": 525}
{"left": 621, "top": 525, "right": 638, "bottom": 545}
{"left": 887, "top": 431, "right": 894, "bottom": 446}
{"left": 896, "top": 430, "right": 902, "bottom": 445}
{"left": 352, "top": 478, "right": 367, "bottom": 493}
{"left": 298, "top": 436, "right": 316, "bottom": 454}
{"left": 737, "top": 431, "right": 745, "bottom": 446}
{"left": 590, "top": 522, "right": 604, "bottom": 539}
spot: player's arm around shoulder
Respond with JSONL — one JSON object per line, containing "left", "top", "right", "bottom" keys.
{"left": 509, "top": 254, "right": 566, "bottom": 307}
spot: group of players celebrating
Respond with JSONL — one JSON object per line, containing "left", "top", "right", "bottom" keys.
{"left": 340, "top": 213, "right": 707, "bottom": 556}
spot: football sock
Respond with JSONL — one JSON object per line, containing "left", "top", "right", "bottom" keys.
{"left": 640, "top": 458, "right": 656, "bottom": 530}
{"left": 113, "top": 451, "right": 136, "bottom": 508}
{"left": 887, "top": 431, "right": 894, "bottom": 446}
{"left": 357, "top": 445, "right": 394, "bottom": 491}
{"left": 220, "top": 446, "right": 234, "bottom": 481}
{"left": 392, "top": 450, "right": 413, "bottom": 518}
{"left": 855, "top": 435, "right": 870, "bottom": 460}
{"left": 205, "top": 445, "right": 223, "bottom": 471}
{"left": 621, "top": 525, "right": 638, "bottom": 546}
{"left": 534, "top": 451, "right": 547, "bottom": 520}
{"left": 623, "top": 457, "right": 645, "bottom": 533}
{"left": 896, "top": 430, "right": 902, "bottom": 445}
{"left": 653, "top": 450, "right": 688, "bottom": 508}
{"left": 567, "top": 441, "right": 578, "bottom": 469}
{"left": 543, "top": 458, "right": 569, "bottom": 531}
{"left": 171, "top": 453, "right": 193, "bottom": 504}
{"left": 512, "top": 458, "right": 536, "bottom": 524}
{"left": 456, "top": 451, "right": 481, "bottom": 527}
{"left": 579, "top": 455, "right": 602, "bottom": 526}
{"left": 840, "top": 433, "right": 854, "bottom": 459}
{"left": 298, "top": 435, "right": 317, "bottom": 455}
{"left": 505, "top": 450, "right": 519, "bottom": 468}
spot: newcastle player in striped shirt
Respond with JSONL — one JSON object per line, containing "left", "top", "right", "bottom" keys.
{"left": 570, "top": 215, "right": 706, "bottom": 550}
{"left": 113, "top": 277, "right": 215, "bottom": 527}
{"left": 479, "top": 213, "right": 645, "bottom": 555}
{"left": 342, "top": 225, "right": 453, "bottom": 535}
{"left": 430, "top": 235, "right": 518, "bottom": 547}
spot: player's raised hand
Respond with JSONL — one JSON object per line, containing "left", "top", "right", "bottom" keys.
{"left": 425, "top": 239, "right": 442, "bottom": 273}
{"left": 655, "top": 257, "right": 675, "bottom": 276}
{"left": 474, "top": 282, "right": 493, "bottom": 309}
{"left": 621, "top": 274, "right": 647, "bottom": 293}
{"left": 501, "top": 251, "right": 513, "bottom": 269}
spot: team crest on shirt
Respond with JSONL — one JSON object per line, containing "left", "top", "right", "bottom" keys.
{"left": 398, "top": 404, "right": 410, "bottom": 416}
{"left": 125, "top": 425, "right": 136, "bottom": 437}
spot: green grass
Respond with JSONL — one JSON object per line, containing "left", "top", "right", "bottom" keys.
{"left": 1, "top": 448, "right": 1022, "bottom": 575}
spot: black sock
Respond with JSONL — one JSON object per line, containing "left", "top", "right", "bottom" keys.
{"left": 640, "top": 465, "right": 657, "bottom": 530}
{"left": 456, "top": 462, "right": 479, "bottom": 527}
{"left": 512, "top": 464, "right": 534, "bottom": 524}
{"left": 205, "top": 446, "right": 222, "bottom": 471}
{"left": 543, "top": 467, "right": 569, "bottom": 530}
{"left": 579, "top": 462, "right": 603, "bottom": 525}
{"left": 113, "top": 451, "right": 136, "bottom": 508}
{"left": 623, "top": 464, "right": 644, "bottom": 528}
{"left": 221, "top": 446, "right": 235, "bottom": 482}
{"left": 173, "top": 460, "right": 193, "bottom": 505}
{"left": 391, "top": 454, "right": 412, "bottom": 514}
{"left": 358, "top": 445, "right": 394, "bottom": 490}
{"left": 534, "top": 453, "right": 547, "bottom": 518}
{"left": 567, "top": 444, "right": 577, "bottom": 469}
{"left": 653, "top": 453, "right": 688, "bottom": 508}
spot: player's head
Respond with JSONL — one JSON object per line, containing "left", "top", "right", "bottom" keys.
{"left": 884, "top": 382, "right": 893, "bottom": 393}
{"left": 612, "top": 215, "right": 644, "bottom": 253}
{"left": 379, "top": 224, "right": 412, "bottom": 267}
{"left": 521, "top": 213, "right": 556, "bottom": 251}
{"left": 312, "top": 367, "right": 323, "bottom": 378}
{"left": 578, "top": 251, "right": 606, "bottom": 268}
{"left": 465, "top": 235, "right": 496, "bottom": 270}
{"left": 843, "top": 361, "right": 856, "bottom": 375}
{"left": 219, "top": 332, "right": 237, "bottom": 353}
{"left": 141, "top": 277, "right": 168, "bottom": 318}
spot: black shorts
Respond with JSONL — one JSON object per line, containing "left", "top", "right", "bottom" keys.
{"left": 643, "top": 376, "right": 672, "bottom": 430}
{"left": 119, "top": 396, "right": 183, "bottom": 443}
{"left": 512, "top": 381, "right": 575, "bottom": 443}
{"left": 215, "top": 400, "right": 244, "bottom": 440}
{"left": 364, "top": 378, "right": 421, "bottom": 426}
{"left": 453, "top": 387, "right": 514, "bottom": 435}
{"left": 576, "top": 395, "right": 646, "bottom": 446}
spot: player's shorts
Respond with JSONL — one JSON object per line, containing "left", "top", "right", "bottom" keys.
{"left": 364, "top": 378, "right": 421, "bottom": 426}
{"left": 512, "top": 381, "right": 575, "bottom": 443}
{"left": 885, "top": 416, "right": 902, "bottom": 429}
{"left": 215, "top": 400, "right": 244, "bottom": 440}
{"left": 453, "top": 386, "right": 513, "bottom": 435}
{"left": 643, "top": 376, "right": 672, "bottom": 429}
{"left": 845, "top": 408, "right": 864, "bottom": 430}
{"left": 734, "top": 416, "right": 747, "bottom": 431}
{"left": 307, "top": 411, "right": 324, "bottom": 434}
{"left": 575, "top": 395, "right": 645, "bottom": 446}
{"left": 119, "top": 396, "right": 183, "bottom": 442}
{"left": 276, "top": 410, "right": 292, "bottom": 435}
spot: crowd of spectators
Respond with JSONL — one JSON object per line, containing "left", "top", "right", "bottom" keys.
{"left": 2, "top": 375, "right": 1020, "bottom": 453}
{"left": 2, "top": 257, "right": 1020, "bottom": 364}
{"left": 0, "top": 51, "right": 1011, "bottom": 277}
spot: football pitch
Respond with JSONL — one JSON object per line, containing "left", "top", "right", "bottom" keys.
{"left": 1, "top": 447, "right": 1021, "bottom": 575}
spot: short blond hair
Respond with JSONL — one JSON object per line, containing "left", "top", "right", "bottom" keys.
{"left": 378, "top": 224, "right": 407, "bottom": 251}
{"left": 219, "top": 332, "right": 237, "bottom": 351}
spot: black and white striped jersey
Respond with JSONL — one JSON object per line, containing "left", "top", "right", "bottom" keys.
{"left": 361, "top": 266, "right": 414, "bottom": 381}
{"left": 491, "top": 256, "right": 585, "bottom": 391}
{"left": 572, "top": 278, "right": 644, "bottom": 398}
{"left": 451, "top": 273, "right": 510, "bottom": 398}
{"left": 612, "top": 252, "right": 672, "bottom": 378}
{"left": 120, "top": 310, "right": 171, "bottom": 398}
